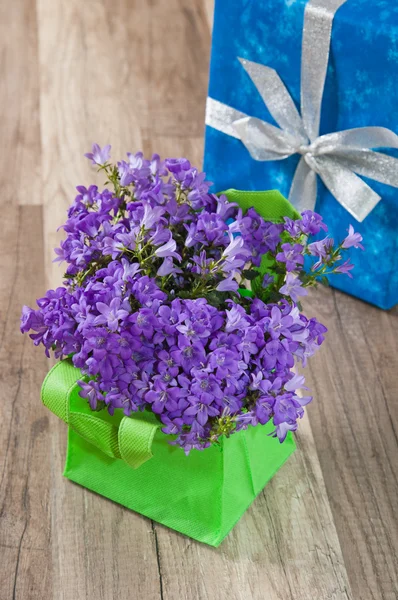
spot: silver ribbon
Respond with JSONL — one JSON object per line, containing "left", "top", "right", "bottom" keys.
{"left": 205, "top": 0, "right": 398, "bottom": 222}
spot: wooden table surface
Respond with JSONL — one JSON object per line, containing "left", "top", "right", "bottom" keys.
{"left": 1, "top": 1, "right": 397, "bottom": 598}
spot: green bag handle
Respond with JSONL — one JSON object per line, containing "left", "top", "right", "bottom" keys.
{"left": 41, "top": 360, "right": 159, "bottom": 469}
{"left": 41, "top": 191, "right": 299, "bottom": 468}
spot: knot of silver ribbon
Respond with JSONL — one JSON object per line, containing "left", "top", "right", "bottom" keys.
{"left": 205, "top": 0, "right": 398, "bottom": 222}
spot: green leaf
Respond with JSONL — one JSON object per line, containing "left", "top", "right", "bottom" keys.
{"left": 251, "top": 277, "right": 262, "bottom": 297}
{"left": 203, "top": 291, "right": 229, "bottom": 309}
{"left": 320, "top": 276, "right": 330, "bottom": 287}
{"left": 242, "top": 269, "right": 260, "bottom": 281}
{"left": 299, "top": 272, "right": 314, "bottom": 285}
{"left": 176, "top": 290, "right": 192, "bottom": 299}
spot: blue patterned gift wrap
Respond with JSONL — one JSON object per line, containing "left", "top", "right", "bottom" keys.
{"left": 203, "top": 0, "right": 398, "bottom": 309}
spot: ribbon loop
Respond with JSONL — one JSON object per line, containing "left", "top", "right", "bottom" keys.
{"left": 118, "top": 417, "right": 158, "bottom": 469}
{"left": 239, "top": 58, "right": 308, "bottom": 142}
{"left": 233, "top": 117, "right": 299, "bottom": 161}
{"left": 205, "top": 0, "right": 398, "bottom": 223}
{"left": 68, "top": 412, "right": 122, "bottom": 460}
{"left": 41, "top": 360, "right": 158, "bottom": 469}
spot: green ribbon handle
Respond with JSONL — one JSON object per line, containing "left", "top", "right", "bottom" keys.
{"left": 41, "top": 360, "right": 159, "bottom": 469}
{"left": 220, "top": 189, "right": 300, "bottom": 222}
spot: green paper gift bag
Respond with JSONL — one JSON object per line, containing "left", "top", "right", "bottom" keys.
{"left": 42, "top": 359, "right": 295, "bottom": 547}
{"left": 41, "top": 190, "right": 299, "bottom": 547}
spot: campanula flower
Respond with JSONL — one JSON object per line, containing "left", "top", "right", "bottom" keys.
{"left": 342, "top": 225, "right": 364, "bottom": 250}
{"left": 21, "top": 149, "right": 361, "bottom": 453}
{"left": 85, "top": 143, "right": 111, "bottom": 165}
{"left": 280, "top": 273, "right": 308, "bottom": 303}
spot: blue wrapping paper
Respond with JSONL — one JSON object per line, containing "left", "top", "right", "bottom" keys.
{"left": 204, "top": 0, "right": 398, "bottom": 309}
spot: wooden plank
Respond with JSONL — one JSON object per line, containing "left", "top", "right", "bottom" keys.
{"left": 144, "top": 0, "right": 211, "bottom": 139}
{"left": 305, "top": 287, "right": 398, "bottom": 600}
{"left": 0, "top": 206, "right": 52, "bottom": 599}
{"left": 0, "top": 0, "right": 41, "bottom": 205}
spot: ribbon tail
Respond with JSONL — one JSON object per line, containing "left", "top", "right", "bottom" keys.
{"left": 315, "top": 155, "right": 381, "bottom": 222}
{"left": 288, "top": 156, "right": 318, "bottom": 213}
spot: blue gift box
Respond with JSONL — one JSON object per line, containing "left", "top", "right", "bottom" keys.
{"left": 204, "top": 0, "right": 398, "bottom": 309}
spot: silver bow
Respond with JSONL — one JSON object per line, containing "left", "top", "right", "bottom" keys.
{"left": 205, "top": 0, "right": 398, "bottom": 222}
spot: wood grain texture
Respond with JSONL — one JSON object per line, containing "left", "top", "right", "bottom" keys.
{"left": 304, "top": 287, "right": 398, "bottom": 600}
{"left": 0, "top": 0, "right": 396, "bottom": 598}
{"left": 0, "top": 207, "right": 51, "bottom": 598}
{"left": 154, "top": 417, "right": 351, "bottom": 600}
{"left": 0, "top": 0, "right": 42, "bottom": 205}
{"left": 37, "top": 0, "right": 210, "bottom": 288}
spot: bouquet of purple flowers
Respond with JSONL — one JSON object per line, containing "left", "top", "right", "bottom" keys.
{"left": 21, "top": 145, "right": 363, "bottom": 454}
